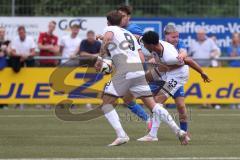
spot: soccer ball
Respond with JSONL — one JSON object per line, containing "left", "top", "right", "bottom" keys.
{"left": 100, "top": 58, "right": 113, "bottom": 74}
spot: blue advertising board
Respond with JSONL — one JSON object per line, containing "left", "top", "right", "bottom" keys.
{"left": 131, "top": 18, "right": 240, "bottom": 53}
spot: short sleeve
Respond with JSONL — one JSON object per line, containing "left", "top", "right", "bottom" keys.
{"left": 96, "top": 41, "right": 101, "bottom": 52}
{"left": 209, "top": 38, "right": 219, "bottom": 51}
{"left": 177, "top": 40, "right": 187, "bottom": 50}
{"left": 80, "top": 40, "right": 86, "bottom": 51}
{"left": 38, "top": 32, "right": 44, "bottom": 44}
{"left": 126, "top": 24, "right": 144, "bottom": 36}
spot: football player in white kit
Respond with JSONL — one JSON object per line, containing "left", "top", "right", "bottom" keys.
{"left": 95, "top": 11, "right": 188, "bottom": 146}
{"left": 137, "top": 31, "right": 191, "bottom": 144}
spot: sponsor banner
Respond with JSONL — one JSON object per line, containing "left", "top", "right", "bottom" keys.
{"left": 0, "top": 17, "right": 107, "bottom": 42}
{"left": 0, "top": 68, "right": 239, "bottom": 104}
{"left": 1, "top": 17, "right": 239, "bottom": 53}
{"left": 132, "top": 18, "right": 240, "bottom": 53}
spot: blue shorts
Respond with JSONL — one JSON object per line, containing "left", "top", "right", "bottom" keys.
{"left": 149, "top": 80, "right": 185, "bottom": 99}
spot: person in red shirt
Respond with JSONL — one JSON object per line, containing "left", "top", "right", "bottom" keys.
{"left": 38, "top": 21, "right": 59, "bottom": 66}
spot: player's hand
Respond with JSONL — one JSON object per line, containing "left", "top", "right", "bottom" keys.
{"left": 201, "top": 72, "right": 211, "bottom": 83}
{"left": 94, "top": 57, "right": 103, "bottom": 72}
{"left": 177, "top": 52, "right": 187, "bottom": 63}
{"left": 96, "top": 34, "right": 103, "bottom": 41}
{"left": 148, "top": 57, "right": 156, "bottom": 64}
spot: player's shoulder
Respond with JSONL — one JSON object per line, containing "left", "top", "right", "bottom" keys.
{"left": 177, "top": 39, "right": 186, "bottom": 49}
{"left": 126, "top": 23, "right": 143, "bottom": 36}
{"left": 159, "top": 40, "right": 175, "bottom": 48}
{"left": 104, "top": 26, "right": 121, "bottom": 33}
{"left": 127, "top": 23, "right": 142, "bottom": 30}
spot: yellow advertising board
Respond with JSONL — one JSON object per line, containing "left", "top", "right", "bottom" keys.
{"left": 0, "top": 67, "right": 239, "bottom": 104}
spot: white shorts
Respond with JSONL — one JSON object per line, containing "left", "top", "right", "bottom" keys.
{"left": 103, "top": 74, "right": 152, "bottom": 98}
{"left": 150, "top": 68, "right": 188, "bottom": 97}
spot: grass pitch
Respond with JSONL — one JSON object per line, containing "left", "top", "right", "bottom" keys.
{"left": 0, "top": 106, "right": 240, "bottom": 159}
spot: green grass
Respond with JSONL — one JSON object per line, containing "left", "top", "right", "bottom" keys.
{"left": 0, "top": 107, "right": 240, "bottom": 158}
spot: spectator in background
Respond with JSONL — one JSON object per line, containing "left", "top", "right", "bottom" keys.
{"left": 10, "top": 26, "right": 36, "bottom": 73}
{"left": 189, "top": 28, "right": 220, "bottom": 67}
{"left": 189, "top": 28, "right": 220, "bottom": 109}
{"left": 79, "top": 30, "right": 101, "bottom": 110}
{"left": 0, "top": 26, "right": 10, "bottom": 110}
{"left": 0, "top": 27, "right": 10, "bottom": 70}
{"left": 79, "top": 30, "right": 101, "bottom": 66}
{"left": 227, "top": 32, "right": 240, "bottom": 109}
{"left": 59, "top": 24, "right": 81, "bottom": 66}
{"left": 10, "top": 26, "right": 36, "bottom": 110}
{"left": 38, "top": 21, "right": 59, "bottom": 67}
{"left": 227, "top": 32, "right": 240, "bottom": 67}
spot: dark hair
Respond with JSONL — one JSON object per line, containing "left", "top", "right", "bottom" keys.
{"left": 117, "top": 5, "right": 132, "bottom": 15}
{"left": 17, "top": 25, "right": 25, "bottom": 32}
{"left": 106, "top": 10, "right": 123, "bottom": 26}
{"left": 71, "top": 24, "right": 80, "bottom": 29}
{"left": 87, "top": 30, "right": 95, "bottom": 35}
{"left": 142, "top": 31, "right": 159, "bottom": 45}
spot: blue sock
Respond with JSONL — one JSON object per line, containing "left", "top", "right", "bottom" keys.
{"left": 127, "top": 101, "right": 149, "bottom": 121}
{"left": 180, "top": 121, "right": 188, "bottom": 131}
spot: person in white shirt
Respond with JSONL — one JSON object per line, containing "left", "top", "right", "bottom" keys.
{"left": 189, "top": 28, "right": 220, "bottom": 67}
{"left": 59, "top": 24, "right": 81, "bottom": 66}
{"left": 10, "top": 26, "right": 36, "bottom": 73}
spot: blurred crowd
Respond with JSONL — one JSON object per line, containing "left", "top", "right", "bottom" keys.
{"left": 0, "top": 20, "right": 239, "bottom": 109}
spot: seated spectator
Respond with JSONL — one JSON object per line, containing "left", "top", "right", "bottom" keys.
{"left": 38, "top": 21, "right": 59, "bottom": 67}
{"left": 9, "top": 26, "right": 36, "bottom": 73}
{"left": 79, "top": 30, "right": 101, "bottom": 66}
{"left": 189, "top": 28, "right": 220, "bottom": 67}
{"left": 227, "top": 32, "right": 240, "bottom": 67}
{"left": 59, "top": 24, "right": 81, "bottom": 66}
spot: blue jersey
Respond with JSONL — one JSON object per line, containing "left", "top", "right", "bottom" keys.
{"left": 126, "top": 23, "right": 144, "bottom": 36}
{"left": 176, "top": 40, "right": 187, "bottom": 51}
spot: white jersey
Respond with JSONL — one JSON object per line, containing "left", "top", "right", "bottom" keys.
{"left": 152, "top": 40, "right": 189, "bottom": 82}
{"left": 103, "top": 26, "right": 144, "bottom": 79}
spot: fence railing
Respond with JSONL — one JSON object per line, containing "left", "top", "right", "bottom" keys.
{"left": 25, "top": 56, "right": 240, "bottom": 61}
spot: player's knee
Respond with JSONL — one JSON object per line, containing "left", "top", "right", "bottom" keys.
{"left": 179, "top": 112, "right": 188, "bottom": 121}
{"left": 102, "top": 94, "right": 117, "bottom": 105}
{"left": 123, "top": 96, "right": 134, "bottom": 105}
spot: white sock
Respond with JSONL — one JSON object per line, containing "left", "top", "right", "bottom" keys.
{"left": 152, "top": 104, "right": 180, "bottom": 135}
{"left": 149, "top": 115, "right": 161, "bottom": 137}
{"left": 102, "top": 104, "right": 127, "bottom": 138}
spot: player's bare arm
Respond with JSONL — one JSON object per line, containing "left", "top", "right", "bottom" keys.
{"left": 95, "top": 31, "right": 113, "bottom": 72}
{"left": 184, "top": 57, "right": 211, "bottom": 83}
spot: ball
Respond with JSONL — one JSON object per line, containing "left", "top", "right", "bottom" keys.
{"left": 100, "top": 58, "right": 113, "bottom": 74}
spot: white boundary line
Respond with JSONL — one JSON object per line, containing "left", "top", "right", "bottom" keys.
{"left": 2, "top": 158, "right": 240, "bottom": 160}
